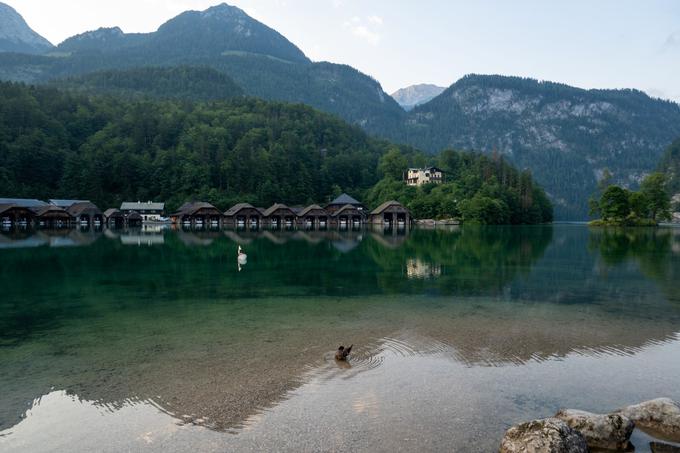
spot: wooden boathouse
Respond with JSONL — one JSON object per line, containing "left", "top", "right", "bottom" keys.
{"left": 297, "top": 204, "right": 329, "bottom": 229}
{"left": 263, "top": 203, "right": 298, "bottom": 229}
{"left": 171, "top": 202, "right": 222, "bottom": 228}
{"left": 0, "top": 199, "right": 47, "bottom": 228}
{"left": 332, "top": 204, "right": 364, "bottom": 229}
{"left": 67, "top": 202, "right": 104, "bottom": 228}
{"left": 223, "top": 203, "right": 263, "bottom": 229}
{"left": 33, "top": 205, "right": 73, "bottom": 228}
{"left": 369, "top": 200, "right": 412, "bottom": 228}
{"left": 0, "top": 204, "right": 36, "bottom": 228}
{"left": 103, "top": 209, "right": 126, "bottom": 228}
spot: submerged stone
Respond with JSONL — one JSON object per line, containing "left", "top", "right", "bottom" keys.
{"left": 554, "top": 408, "right": 634, "bottom": 450}
{"left": 499, "top": 417, "right": 588, "bottom": 453}
{"left": 650, "top": 441, "right": 680, "bottom": 452}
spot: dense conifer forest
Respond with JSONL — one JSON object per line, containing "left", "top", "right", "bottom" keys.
{"left": 659, "top": 138, "right": 680, "bottom": 196}
{"left": 0, "top": 82, "right": 552, "bottom": 223}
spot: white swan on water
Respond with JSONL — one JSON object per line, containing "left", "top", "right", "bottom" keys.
{"left": 237, "top": 245, "right": 248, "bottom": 270}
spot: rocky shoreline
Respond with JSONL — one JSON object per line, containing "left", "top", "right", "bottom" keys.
{"left": 500, "top": 398, "right": 680, "bottom": 452}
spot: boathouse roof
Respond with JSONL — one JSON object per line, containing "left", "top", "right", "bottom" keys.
{"left": 172, "top": 202, "right": 220, "bottom": 217}
{"left": 0, "top": 204, "right": 16, "bottom": 215}
{"left": 263, "top": 203, "right": 295, "bottom": 217}
{"left": 332, "top": 204, "right": 363, "bottom": 216}
{"left": 298, "top": 204, "right": 326, "bottom": 217}
{"left": 224, "top": 203, "right": 256, "bottom": 216}
{"left": 103, "top": 208, "right": 124, "bottom": 218}
{"left": 328, "top": 193, "right": 361, "bottom": 206}
{"left": 33, "top": 205, "right": 71, "bottom": 217}
{"left": 120, "top": 201, "right": 165, "bottom": 211}
{"left": 371, "top": 200, "right": 410, "bottom": 215}
{"left": 49, "top": 199, "right": 89, "bottom": 208}
{"left": 0, "top": 198, "right": 48, "bottom": 208}
{"left": 67, "top": 202, "right": 102, "bottom": 217}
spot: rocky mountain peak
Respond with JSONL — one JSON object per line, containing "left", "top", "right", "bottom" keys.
{"left": 74, "top": 27, "right": 124, "bottom": 41}
{"left": 0, "top": 2, "right": 53, "bottom": 54}
{"left": 391, "top": 83, "right": 446, "bottom": 110}
{"left": 153, "top": 2, "right": 309, "bottom": 63}
{"left": 202, "top": 3, "right": 248, "bottom": 19}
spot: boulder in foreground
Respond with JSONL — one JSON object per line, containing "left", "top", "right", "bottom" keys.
{"left": 554, "top": 408, "right": 634, "bottom": 450}
{"left": 616, "top": 398, "right": 680, "bottom": 442}
{"left": 499, "top": 417, "right": 588, "bottom": 453}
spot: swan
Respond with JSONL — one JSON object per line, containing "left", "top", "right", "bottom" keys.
{"left": 237, "top": 245, "right": 248, "bottom": 270}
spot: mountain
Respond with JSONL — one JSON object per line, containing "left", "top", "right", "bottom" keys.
{"left": 0, "top": 3, "right": 403, "bottom": 134}
{"left": 53, "top": 66, "right": 243, "bottom": 101}
{"left": 147, "top": 3, "right": 309, "bottom": 63}
{"left": 0, "top": 2, "right": 53, "bottom": 54}
{"left": 57, "top": 4, "right": 308, "bottom": 63}
{"left": 394, "top": 75, "right": 680, "bottom": 219}
{"left": 391, "top": 84, "right": 445, "bottom": 110}
{"left": 1, "top": 5, "right": 675, "bottom": 220}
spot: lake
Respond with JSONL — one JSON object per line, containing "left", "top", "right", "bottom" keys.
{"left": 1, "top": 225, "right": 679, "bottom": 452}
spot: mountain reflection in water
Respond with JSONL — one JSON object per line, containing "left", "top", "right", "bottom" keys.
{"left": 1, "top": 225, "right": 680, "bottom": 452}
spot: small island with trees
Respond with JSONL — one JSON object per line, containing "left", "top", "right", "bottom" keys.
{"left": 588, "top": 171, "right": 672, "bottom": 226}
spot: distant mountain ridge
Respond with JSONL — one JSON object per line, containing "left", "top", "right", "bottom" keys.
{"left": 57, "top": 27, "right": 143, "bottom": 54}
{"left": 391, "top": 84, "right": 445, "bottom": 110}
{"left": 0, "top": 2, "right": 53, "bottom": 54}
{"left": 393, "top": 74, "right": 680, "bottom": 219}
{"left": 0, "top": 2, "right": 403, "bottom": 135}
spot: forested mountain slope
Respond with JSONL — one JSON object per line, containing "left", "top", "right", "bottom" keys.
{"left": 0, "top": 81, "right": 406, "bottom": 211}
{"left": 53, "top": 66, "right": 243, "bottom": 101}
{"left": 0, "top": 81, "right": 552, "bottom": 225}
{"left": 0, "top": 3, "right": 404, "bottom": 136}
{"left": 395, "top": 75, "right": 680, "bottom": 219}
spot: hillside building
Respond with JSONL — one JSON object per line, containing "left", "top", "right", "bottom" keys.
{"left": 404, "top": 167, "right": 444, "bottom": 186}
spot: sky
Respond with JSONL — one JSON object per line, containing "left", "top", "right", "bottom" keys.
{"left": 8, "top": 0, "right": 680, "bottom": 101}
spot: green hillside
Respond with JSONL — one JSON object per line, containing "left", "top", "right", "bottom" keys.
{"left": 53, "top": 66, "right": 243, "bottom": 101}
{"left": 0, "top": 82, "right": 551, "bottom": 224}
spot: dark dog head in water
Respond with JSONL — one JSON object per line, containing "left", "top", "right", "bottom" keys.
{"left": 335, "top": 344, "right": 353, "bottom": 361}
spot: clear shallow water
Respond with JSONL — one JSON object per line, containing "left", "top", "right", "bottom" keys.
{"left": 1, "top": 225, "right": 680, "bottom": 452}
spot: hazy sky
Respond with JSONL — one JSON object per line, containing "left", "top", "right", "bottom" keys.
{"left": 8, "top": 0, "right": 680, "bottom": 100}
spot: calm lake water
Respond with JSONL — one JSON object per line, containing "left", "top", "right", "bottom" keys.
{"left": 1, "top": 225, "right": 679, "bottom": 452}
